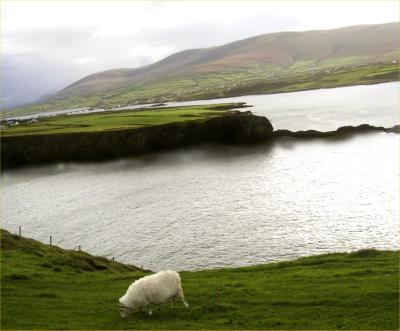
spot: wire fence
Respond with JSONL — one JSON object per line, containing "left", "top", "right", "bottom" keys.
{"left": 16, "top": 225, "right": 116, "bottom": 262}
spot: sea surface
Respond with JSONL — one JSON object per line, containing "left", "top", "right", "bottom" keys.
{"left": 1, "top": 83, "right": 399, "bottom": 271}
{"left": 165, "top": 81, "right": 400, "bottom": 131}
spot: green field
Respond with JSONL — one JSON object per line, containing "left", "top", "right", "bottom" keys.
{"left": 1, "top": 229, "right": 398, "bottom": 330}
{"left": 4, "top": 62, "right": 399, "bottom": 119}
{"left": 1, "top": 104, "right": 240, "bottom": 137}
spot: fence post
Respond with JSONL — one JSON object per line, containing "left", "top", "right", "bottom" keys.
{"left": 112, "top": 256, "right": 115, "bottom": 261}
{"left": 18, "top": 226, "right": 22, "bottom": 239}
{"left": 78, "top": 245, "right": 81, "bottom": 252}
{"left": 49, "top": 235, "right": 52, "bottom": 246}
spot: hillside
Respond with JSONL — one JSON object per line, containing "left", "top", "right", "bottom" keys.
{"left": 4, "top": 22, "right": 400, "bottom": 118}
{"left": 1, "top": 229, "right": 398, "bottom": 329}
{"left": 57, "top": 22, "right": 399, "bottom": 97}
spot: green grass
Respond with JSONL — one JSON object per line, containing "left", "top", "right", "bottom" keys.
{"left": 3, "top": 62, "right": 398, "bottom": 119}
{"left": 242, "top": 63, "right": 399, "bottom": 94}
{"left": 1, "top": 229, "right": 398, "bottom": 329}
{"left": 1, "top": 104, "right": 240, "bottom": 137}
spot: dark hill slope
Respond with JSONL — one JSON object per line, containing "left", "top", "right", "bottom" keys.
{"left": 56, "top": 22, "right": 400, "bottom": 98}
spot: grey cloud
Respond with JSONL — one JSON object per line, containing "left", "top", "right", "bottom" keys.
{"left": 1, "top": 14, "right": 299, "bottom": 109}
{"left": 1, "top": 54, "right": 81, "bottom": 109}
{"left": 133, "top": 14, "right": 300, "bottom": 50}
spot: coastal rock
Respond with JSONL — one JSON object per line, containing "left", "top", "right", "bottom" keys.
{"left": 204, "top": 114, "right": 273, "bottom": 143}
{"left": 386, "top": 124, "right": 400, "bottom": 133}
{"left": 1, "top": 113, "right": 274, "bottom": 168}
{"left": 336, "top": 124, "right": 386, "bottom": 133}
{"left": 274, "top": 124, "right": 399, "bottom": 139}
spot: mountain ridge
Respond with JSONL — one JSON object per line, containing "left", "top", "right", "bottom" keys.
{"left": 5, "top": 22, "right": 399, "bottom": 117}
{"left": 55, "top": 22, "right": 400, "bottom": 98}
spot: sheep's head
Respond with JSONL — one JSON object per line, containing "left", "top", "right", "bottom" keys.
{"left": 118, "top": 299, "right": 134, "bottom": 318}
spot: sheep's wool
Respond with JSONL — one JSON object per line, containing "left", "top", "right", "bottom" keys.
{"left": 119, "top": 270, "right": 186, "bottom": 310}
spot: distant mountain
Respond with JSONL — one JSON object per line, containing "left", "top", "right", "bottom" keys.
{"left": 6, "top": 22, "right": 400, "bottom": 116}
{"left": 56, "top": 22, "right": 399, "bottom": 97}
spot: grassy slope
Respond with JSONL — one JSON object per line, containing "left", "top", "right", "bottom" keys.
{"left": 1, "top": 104, "right": 239, "bottom": 137}
{"left": 1, "top": 229, "right": 398, "bottom": 330}
{"left": 4, "top": 62, "right": 399, "bottom": 119}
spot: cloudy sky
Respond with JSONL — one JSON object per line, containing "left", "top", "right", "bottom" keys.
{"left": 1, "top": 1, "right": 398, "bottom": 109}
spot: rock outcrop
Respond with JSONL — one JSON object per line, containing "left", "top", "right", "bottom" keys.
{"left": 2, "top": 111, "right": 398, "bottom": 170}
{"left": 1, "top": 113, "right": 274, "bottom": 169}
{"left": 273, "top": 124, "right": 399, "bottom": 139}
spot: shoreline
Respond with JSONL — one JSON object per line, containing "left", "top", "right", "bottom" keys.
{"left": 2, "top": 78, "right": 398, "bottom": 120}
{"left": 1, "top": 228, "right": 399, "bottom": 272}
{"left": 1, "top": 111, "right": 398, "bottom": 169}
{"left": 274, "top": 123, "right": 400, "bottom": 138}
{"left": 165, "top": 78, "right": 400, "bottom": 105}
{"left": 1, "top": 111, "right": 274, "bottom": 169}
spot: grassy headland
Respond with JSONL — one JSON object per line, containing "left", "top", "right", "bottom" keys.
{"left": 1, "top": 103, "right": 274, "bottom": 168}
{"left": 1, "top": 103, "right": 245, "bottom": 137}
{"left": 1, "top": 229, "right": 398, "bottom": 329}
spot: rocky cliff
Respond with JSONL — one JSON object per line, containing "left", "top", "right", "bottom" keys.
{"left": 2, "top": 111, "right": 398, "bottom": 169}
{"left": 1, "top": 113, "right": 274, "bottom": 169}
{"left": 274, "top": 124, "right": 399, "bottom": 138}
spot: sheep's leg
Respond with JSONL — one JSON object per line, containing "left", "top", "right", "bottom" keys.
{"left": 170, "top": 297, "right": 176, "bottom": 308}
{"left": 176, "top": 286, "right": 189, "bottom": 308}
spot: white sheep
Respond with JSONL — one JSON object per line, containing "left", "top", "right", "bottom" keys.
{"left": 118, "top": 270, "right": 189, "bottom": 317}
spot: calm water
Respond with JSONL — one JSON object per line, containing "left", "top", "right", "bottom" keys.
{"left": 1, "top": 83, "right": 399, "bottom": 271}
{"left": 165, "top": 82, "right": 400, "bottom": 131}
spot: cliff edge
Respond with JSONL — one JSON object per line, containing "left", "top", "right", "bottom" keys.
{"left": 1, "top": 113, "right": 274, "bottom": 169}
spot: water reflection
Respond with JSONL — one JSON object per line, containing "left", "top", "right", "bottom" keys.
{"left": 2, "top": 133, "right": 398, "bottom": 270}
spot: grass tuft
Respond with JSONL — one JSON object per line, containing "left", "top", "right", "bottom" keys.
{"left": 349, "top": 249, "right": 382, "bottom": 258}
{"left": 6, "top": 273, "right": 30, "bottom": 281}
